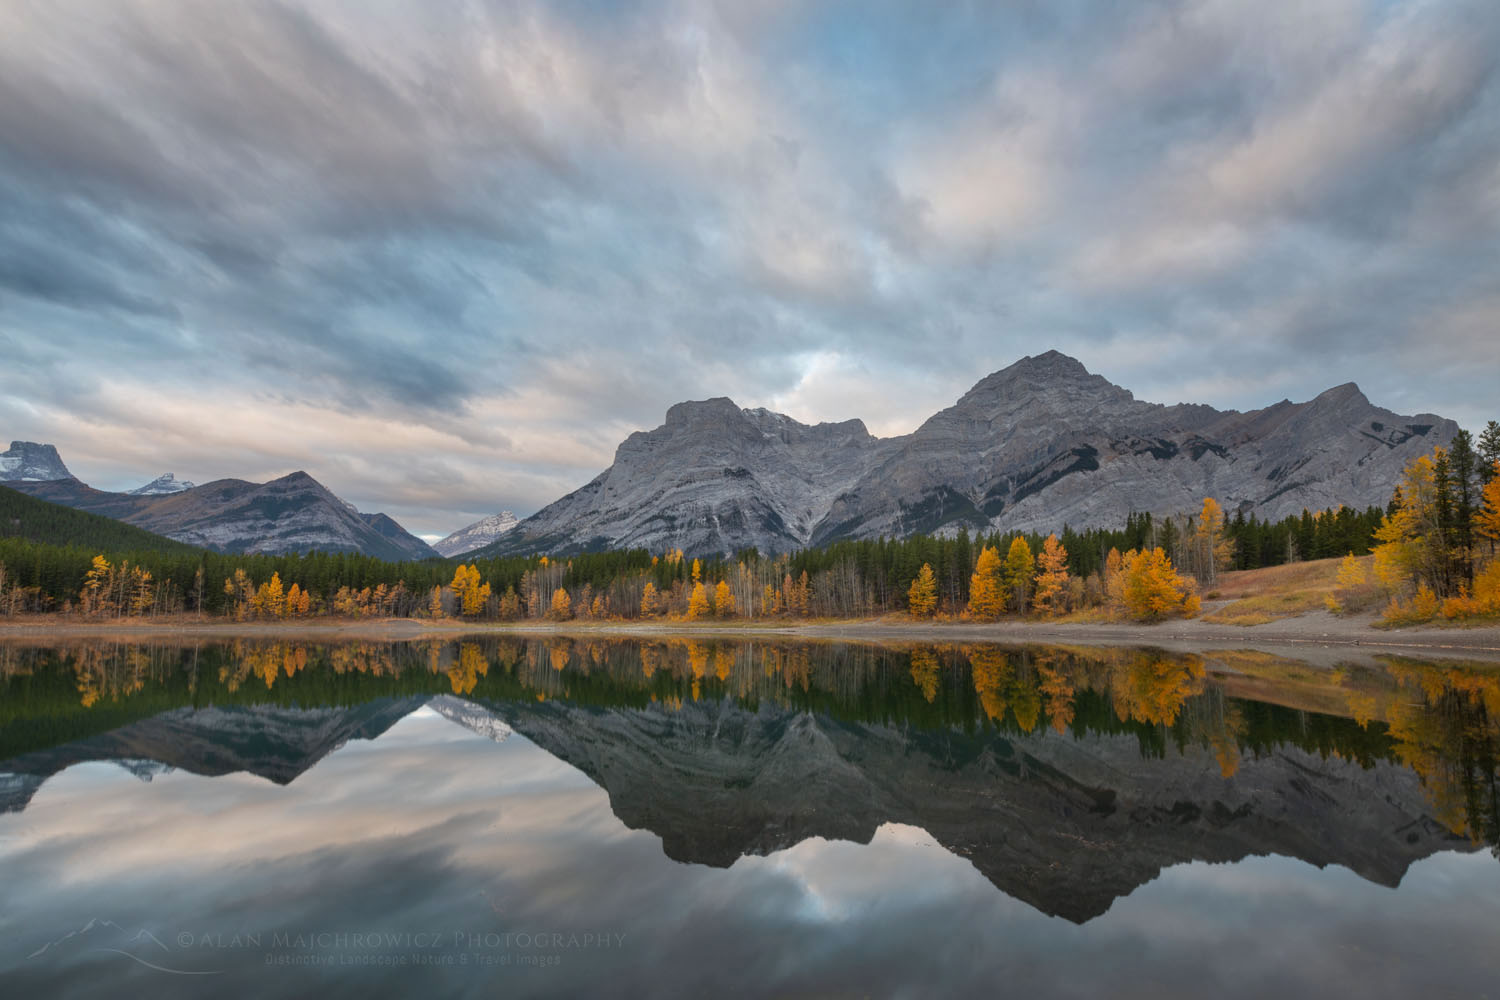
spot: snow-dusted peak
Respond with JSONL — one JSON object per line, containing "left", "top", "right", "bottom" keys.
{"left": 1, "top": 441, "right": 72, "bottom": 482}
{"left": 128, "top": 473, "right": 195, "bottom": 495}
{"left": 433, "top": 512, "right": 519, "bottom": 557}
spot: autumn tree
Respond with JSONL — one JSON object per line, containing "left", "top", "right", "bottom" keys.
{"left": 1120, "top": 548, "right": 1199, "bottom": 621}
{"left": 1477, "top": 462, "right": 1500, "bottom": 555}
{"left": 714, "top": 580, "right": 735, "bottom": 617}
{"left": 1191, "top": 498, "right": 1235, "bottom": 586}
{"left": 1325, "top": 553, "right": 1369, "bottom": 614}
{"left": 907, "top": 563, "right": 938, "bottom": 618}
{"left": 687, "top": 581, "right": 711, "bottom": 619}
{"left": 640, "top": 581, "right": 661, "bottom": 617}
{"left": 1031, "top": 534, "right": 1070, "bottom": 617}
{"left": 1003, "top": 537, "right": 1035, "bottom": 613}
{"left": 548, "top": 587, "right": 572, "bottom": 620}
{"left": 967, "top": 545, "right": 1007, "bottom": 620}
{"left": 450, "top": 563, "right": 491, "bottom": 617}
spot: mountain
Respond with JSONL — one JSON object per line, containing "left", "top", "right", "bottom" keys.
{"left": 433, "top": 512, "right": 519, "bottom": 557}
{"left": 8, "top": 469, "right": 437, "bottom": 561}
{"left": 128, "top": 473, "right": 195, "bottom": 495}
{"left": 0, "top": 484, "right": 202, "bottom": 554}
{"left": 482, "top": 352, "right": 1457, "bottom": 557}
{"left": 0, "top": 441, "right": 72, "bottom": 482}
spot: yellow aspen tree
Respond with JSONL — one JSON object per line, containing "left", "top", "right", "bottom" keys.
{"left": 264, "top": 572, "right": 285, "bottom": 619}
{"left": 640, "top": 581, "right": 660, "bottom": 617}
{"left": 687, "top": 581, "right": 711, "bottom": 619}
{"left": 549, "top": 588, "right": 572, "bottom": 620}
{"left": 691, "top": 558, "right": 702, "bottom": 583}
{"left": 1031, "top": 534, "right": 1070, "bottom": 617}
{"left": 967, "top": 545, "right": 1007, "bottom": 620}
{"left": 1325, "top": 553, "right": 1369, "bottom": 613}
{"left": 1477, "top": 463, "right": 1500, "bottom": 551}
{"left": 1104, "top": 549, "right": 1126, "bottom": 614}
{"left": 591, "top": 595, "right": 606, "bottom": 618}
{"left": 907, "top": 563, "right": 938, "bottom": 618}
{"left": 714, "top": 580, "right": 735, "bottom": 617}
{"left": 1194, "top": 498, "right": 1235, "bottom": 585}
{"left": 762, "top": 583, "right": 776, "bottom": 617}
{"left": 285, "top": 583, "right": 303, "bottom": 618}
{"left": 428, "top": 585, "right": 444, "bottom": 618}
{"left": 1003, "top": 537, "right": 1035, "bottom": 613}
{"left": 81, "top": 555, "right": 112, "bottom": 616}
{"left": 1121, "top": 548, "right": 1199, "bottom": 621}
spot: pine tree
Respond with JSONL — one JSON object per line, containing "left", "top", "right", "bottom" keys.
{"left": 1479, "top": 421, "right": 1500, "bottom": 484}
{"left": 1450, "top": 429, "right": 1477, "bottom": 586}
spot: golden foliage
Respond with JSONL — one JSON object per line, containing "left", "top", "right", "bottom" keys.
{"left": 907, "top": 563, "right": 938, "bottom": 618}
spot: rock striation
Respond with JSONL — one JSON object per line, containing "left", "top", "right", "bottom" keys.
{"left": 484, "top": 352, "right": 1456, "bottom": 556}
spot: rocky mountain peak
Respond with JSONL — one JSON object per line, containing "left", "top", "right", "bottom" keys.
{"left": 128, "top": 473, "right": 195, "bottom": 496}
{"left": 0, "top": 441, "right": 73, "bottom": 482}
{"left": 434, "top": 511, "right": 521, "bottom": 558}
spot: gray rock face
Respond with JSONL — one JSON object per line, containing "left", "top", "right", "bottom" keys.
{"left": 434, "top": 512, "right": 519, "bottom": 557}
{"left": 486, "top": 399, "right": 895, "bottom": 556}
{"left": 0, "top": 441, "right": 72, "bottom": 482}
{"left": 128, "top": 473, "right": 195, "bottom": 495}
{"left": 10, "top": 469, "right": 437, "bottom": 561}
{"left": 488, "top": 352, "right": 1457, "bottom": 556}
{"left": 493, "top": 697, "right": 1472, "bottom": 923}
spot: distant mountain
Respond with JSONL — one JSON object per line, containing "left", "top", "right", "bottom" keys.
{"left": 128, "top": 473, "right": 195, "bottom": 496}
{"left": 0, "top": 441, "right": 72, "bottom": 483}
{"left": 8, "top": 467, "right": 437, "bottom": 562}
{"left": 433, "top": 512, "right": 519, "bottom": 558}
{"left": 0, "top": 484, "right": 201, "bottom": 554}
{"left": 481, "top": 352, "right": 1457, "bottom": 557}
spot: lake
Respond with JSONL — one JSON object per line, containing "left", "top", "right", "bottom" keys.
{"left": 1, "top": 637, "right": 1497, "bottom": 998}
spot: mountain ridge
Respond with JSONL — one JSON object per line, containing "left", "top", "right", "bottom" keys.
{"left": 6, "top": 469, "right": 437, "bottom": 562}
{"left": 480, "top": 352, "right": 1456, "bottom": 558}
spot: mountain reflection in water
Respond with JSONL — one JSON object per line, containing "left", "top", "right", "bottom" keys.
{"left": 0, "top": 638, "right": 1497, "bottom": 997}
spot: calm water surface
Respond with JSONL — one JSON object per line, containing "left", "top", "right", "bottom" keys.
{"left": 1, "top": 638, "right": 1497, "bottom": 998}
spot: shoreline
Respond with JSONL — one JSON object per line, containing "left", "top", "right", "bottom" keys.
{"left": 3, "top": 610, "right": 1498, "bottom": 662}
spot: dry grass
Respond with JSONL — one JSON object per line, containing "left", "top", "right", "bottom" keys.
{"left": 1202, "top": 556, "right": 1356, "bottom": 624}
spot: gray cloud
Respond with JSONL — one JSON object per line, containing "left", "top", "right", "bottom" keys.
{"left": 0, "top": 0, "right": 1497, "bottom": 537}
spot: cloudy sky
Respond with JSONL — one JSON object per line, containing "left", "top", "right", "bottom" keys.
{"left": 2, "top": 0, "right": 1498, "bottom": 539}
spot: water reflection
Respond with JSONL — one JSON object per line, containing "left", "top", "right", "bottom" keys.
{"left": 3, "top": 638, "right": 1497, "bottom": 845}
{"left": 1, "top": 638, "right": 1499, "bottom": 996}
